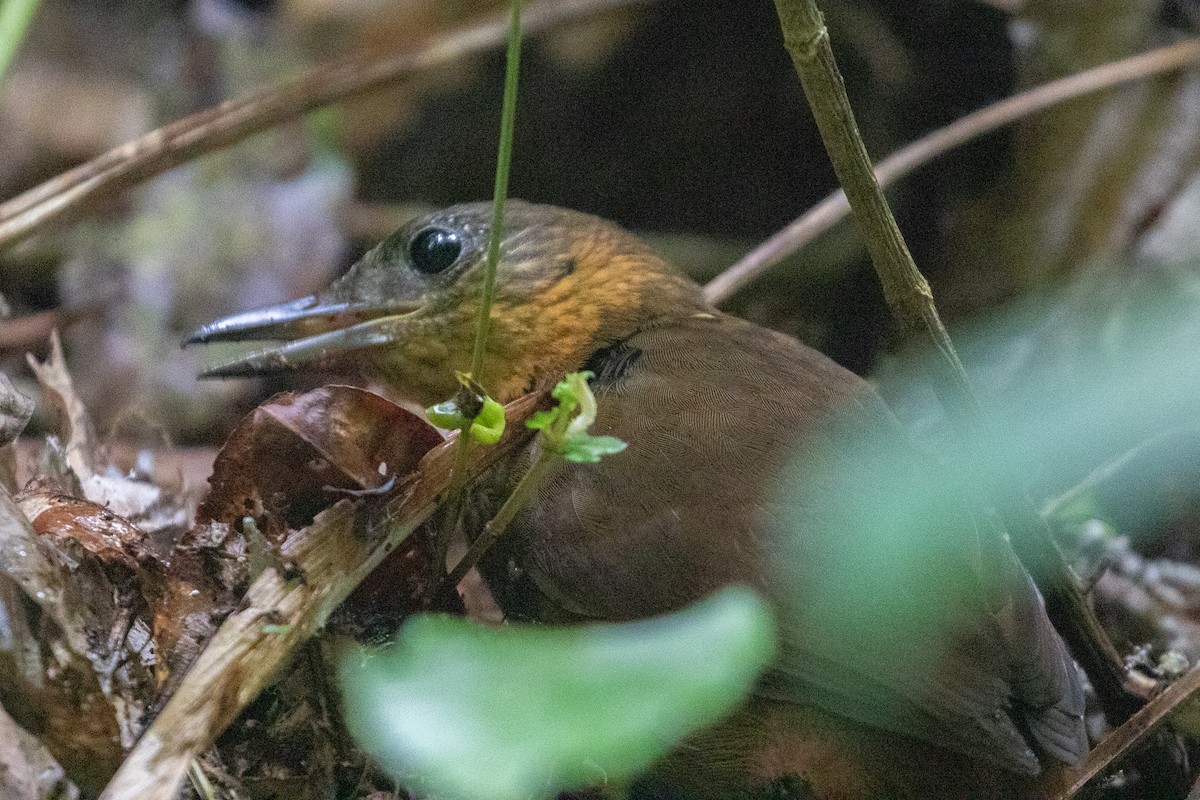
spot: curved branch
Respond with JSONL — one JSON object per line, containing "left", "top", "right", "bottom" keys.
{"left": 0, "top": 0, "right": 645, "bottom": 252}
{"left": 704, "top": 37, "right": 1200, "bottom": 305}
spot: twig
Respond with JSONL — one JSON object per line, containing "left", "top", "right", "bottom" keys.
{"left": 704, "top": 38, "right": 1200, "bottom": 305}
{"left": 445, "top": 445, "right": 556, "bottom": 589}
{"left": 186, "top": 758, "right": 216, "bottom": 800}
{"left": 770, "top": 0, "right": 975, "bottom": 409}
{"left": 0, "top": 0, "right": 645, "bottom": 253}
{"left": 96, "top": 394, "right": 542, "bottom": 800}
{"left": 1062, "top": 666, "right": 1200, "bottom": 797}
{"left": 768, "top": 0, "right": 1148, "bottom": 724}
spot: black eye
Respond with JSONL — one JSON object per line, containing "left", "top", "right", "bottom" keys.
{"left": 409, "top": 227, "right": 463, "bottom": 274}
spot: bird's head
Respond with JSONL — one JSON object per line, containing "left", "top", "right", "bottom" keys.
{"left": 187, "top": 201, "right": 708, "bottom": 403}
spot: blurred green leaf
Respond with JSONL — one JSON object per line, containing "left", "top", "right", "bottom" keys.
{"left": 341, "top": 586, "right": 775, "bottom": 800}
{"left": 561, "top": 435, "right": 628, "bottom": 464}
{"left": 0, "top": 0, "right": 40, "bottom": 87}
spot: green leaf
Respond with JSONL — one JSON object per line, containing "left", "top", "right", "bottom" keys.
{"left": 427, "top": 394, "right": 506, "bottom": 445}
{"left": 524, "top": 371, "right": 626, "bottom": 467}
{"left": 561, "top": 434, "right": 628, "bottom": 464}
{"left": 341, "top": 586, "right": 775, "bottom": 800}
{"left": 426, "top": 399, "right": 469, "bottom": 431}
{"left": 525, "top": 409, "right": 556, "bottom": 431}
{"left": 468, "top": 395, "right": 507, "bottom": 445}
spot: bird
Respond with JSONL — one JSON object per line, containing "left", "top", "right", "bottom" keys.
{"left": 187, "top": 200, "right": 1087, "bottom": 798}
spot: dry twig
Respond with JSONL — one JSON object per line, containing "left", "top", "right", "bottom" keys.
{"left": 1064, "top": 666, "right": 1200, "bottom": 797}
{"left": 704, "top": 38, "right": 1200, "bottom": 304}
{"left": 0, "top": 0, "right": 644, "bottom": 252}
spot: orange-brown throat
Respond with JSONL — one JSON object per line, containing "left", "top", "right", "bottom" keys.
{"left": 478, "top": 231, "right": 709, "bottom": 402}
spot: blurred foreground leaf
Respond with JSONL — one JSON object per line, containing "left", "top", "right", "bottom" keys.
{"left": 342, "top": 586, "right": 775, "bottom": 800}
{"left": 0, "top": 0, "right": 40, "bottom": 86}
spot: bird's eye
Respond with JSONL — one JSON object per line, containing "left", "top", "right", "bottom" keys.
{"left": 408, "top": 227, "right": 463, "bottom": 274}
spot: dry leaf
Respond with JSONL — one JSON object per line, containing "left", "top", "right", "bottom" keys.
{"left": 0, "top": 489, "right": 145, "bottom": 793}
{"left": 0, "top": 371, "right": 33, "bottom": 447}
{"left": 199, "top": 385, "right": 443, "bottom": 540}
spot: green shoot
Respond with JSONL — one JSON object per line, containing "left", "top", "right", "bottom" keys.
{"left": 527, "top": 371, "right": 627, "bottom": 463}
{"left": 426, "top": 372, "right": 506, "bottom": 445}
{"left": 444, "top": 372, "right": 625, "bottom": 588}
{"left": 468, "top": 0, "right": 523, "bottom": 381}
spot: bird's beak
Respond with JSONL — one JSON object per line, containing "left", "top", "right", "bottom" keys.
{"left": 184, "top": 294, "right": 419, "bottom": 378}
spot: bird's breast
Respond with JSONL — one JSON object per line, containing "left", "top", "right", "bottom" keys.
{"left": 477, "top": 313, "right": 870, "bottom": 622}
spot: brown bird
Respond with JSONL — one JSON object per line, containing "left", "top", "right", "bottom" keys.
{"left": 188, "top": 201, "right": 1086, "bottom": 798}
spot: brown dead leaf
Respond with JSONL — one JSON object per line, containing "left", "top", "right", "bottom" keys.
{"left": 19, "top": 491, "right": 152, "bottom": 569}
{"left": 0, "top": 489, "right": 149, "bottom": 793}
{"left": 200, "top": 384, "right": 457, "bottom": 638}
{"left": 1, "top": 479, "right": 242, "bottom": 791}
{"left": 199, "top": 385, "right": 443, "bottom": 540}
{"left": 16, "top": 486, "right": 247, "bottom": 694}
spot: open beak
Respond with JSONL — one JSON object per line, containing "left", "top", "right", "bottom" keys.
{"left": 184, "top": 294, "right": 418, "bottom": 378}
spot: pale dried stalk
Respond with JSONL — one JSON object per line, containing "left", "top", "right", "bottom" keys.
{"left": 0, "top": 0, "right": 644, "bottom": 252}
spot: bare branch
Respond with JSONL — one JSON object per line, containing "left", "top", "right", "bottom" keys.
{"left": 704, "top": 38, "right": 1200, "bottom": 305}
{"left": 0, "top": 0, "right": 645, "bottom": 252}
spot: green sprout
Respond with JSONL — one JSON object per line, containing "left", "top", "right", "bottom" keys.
{"left": 527, "top": 371, "right": 627, "bottom": 463}
{"left": 425, "top": 372, "right": 506, "bottom": 445}
{"left": 442, "top": 371, "right": 625, "bottom": 589}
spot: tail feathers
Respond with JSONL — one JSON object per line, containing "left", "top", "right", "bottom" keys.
{"left": 999, "top": 568, "right": 1089, "bottom": 766}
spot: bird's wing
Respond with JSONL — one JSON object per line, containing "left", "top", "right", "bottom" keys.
{"left": 497, "top": 313, "right": 871, "bottom": 622}
{"left": 762, "top": 374, "right": 1086, "bottom": 773}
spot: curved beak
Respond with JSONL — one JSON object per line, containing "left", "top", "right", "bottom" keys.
{"left": 185, "top": 294, "right": 418, "bottom": 379}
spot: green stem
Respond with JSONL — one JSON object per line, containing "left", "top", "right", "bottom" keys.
{"left": 0, "top": 0, "right": 40, "bottom": 87}
{"left": 439, "top": 0, "right": 522, "bottom": 573}
{"left": 445, "top": 445, "right": 556, "bottom": 588}
{"left": 469, "top": 0, "right": 523, "bottom": 380}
